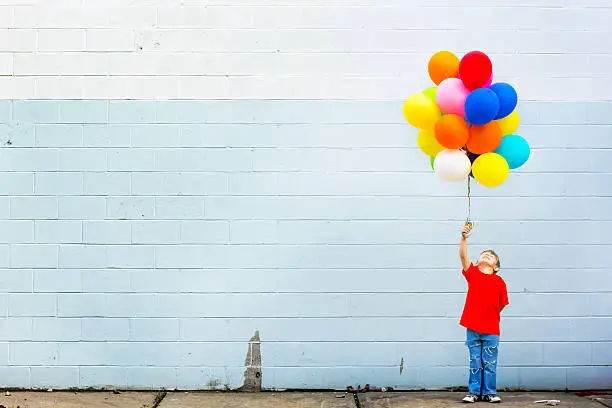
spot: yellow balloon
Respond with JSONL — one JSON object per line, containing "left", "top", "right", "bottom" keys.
{"left": 496, "top": 110, "right": 519, "bottom": 135}
{"left": 472, "top": 153, "right": 510, "bottom": 187}
{"left": 417, "top": 129, "right": 444, "bottom": 157}
{"left": 402, "top": 93, "right": 441, "bottom": 130}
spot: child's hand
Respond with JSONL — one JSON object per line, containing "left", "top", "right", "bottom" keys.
{"left": 461, "top": 222, "right": 473, "bottom": 238}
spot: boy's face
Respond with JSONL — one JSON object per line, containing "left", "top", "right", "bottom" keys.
{"left": 477, "top": 251, "right": 499, "bottom": 271}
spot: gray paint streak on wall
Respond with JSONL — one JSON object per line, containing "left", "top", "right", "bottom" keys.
{"left": 241, "top": 330, "right": 262, "bottom": 392}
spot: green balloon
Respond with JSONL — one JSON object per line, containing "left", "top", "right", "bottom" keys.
{"left": 423, "top": 86, "right": 444, "bottom": 116}
{"left": 423, "top": 86, "right": 437, "bottom": 103}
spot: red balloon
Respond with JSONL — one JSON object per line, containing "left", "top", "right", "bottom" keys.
{"left": 459, "top": 51, "right": 492, "bottom": 90}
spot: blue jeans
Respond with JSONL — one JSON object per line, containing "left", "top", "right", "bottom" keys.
{"left": 466, "top": 329, "right": 499, "bottom": 396}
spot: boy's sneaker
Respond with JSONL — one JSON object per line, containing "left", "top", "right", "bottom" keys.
{"left": 462, "top": 394, "right": 479, "bottom": 403}
{"left": 483, "top": 394, "right": 502, "bottom": 403}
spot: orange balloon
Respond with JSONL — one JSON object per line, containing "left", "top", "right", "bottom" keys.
{"left": 467, "top": 121, "right": 503, "bottom": 154}
{"left": 428, "top": 51, "right": 460, "bottom": 85}
{"left": 434, "top": 114, "right": 469, "bottom": 149}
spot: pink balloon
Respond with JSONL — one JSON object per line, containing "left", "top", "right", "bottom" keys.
{"left": 436, "top": 78, "right": 470, "bottom": 117}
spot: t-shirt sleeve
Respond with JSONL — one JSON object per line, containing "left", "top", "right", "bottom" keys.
{"left": 499, "top": 281, "right": 509, "bottom": 307}
{"left": 462, "top": 263, "right": 474, "bottom": 281}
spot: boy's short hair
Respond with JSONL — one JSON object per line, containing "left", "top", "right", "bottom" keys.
{"left": 482, "top": 249, "right": 501, "bottom": 271}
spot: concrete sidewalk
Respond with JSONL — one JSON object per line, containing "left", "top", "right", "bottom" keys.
{"left": 0, "top": 391, "right": 608, "bottom": 408}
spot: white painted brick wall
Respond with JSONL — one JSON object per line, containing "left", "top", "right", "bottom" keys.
{"left": 0, "top": 0, "right": 611, "bottom": 392}
{"left": 0, "top": 99, "right": 609, "bottom": 390}
{"left": 0, "top": 1, "right": 611, "bottom": 99}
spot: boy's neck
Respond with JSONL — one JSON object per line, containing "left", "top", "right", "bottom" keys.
{"left": 477, "top": 264, "right": 495, "bottom": 275}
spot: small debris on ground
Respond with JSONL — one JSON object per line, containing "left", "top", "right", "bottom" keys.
{"left": 535, "top": 400, "right": 561, "bottom": 406}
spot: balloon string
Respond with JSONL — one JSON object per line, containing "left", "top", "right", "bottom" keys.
{"left": 467, "top": 176, "right": 472, "bottom": 221}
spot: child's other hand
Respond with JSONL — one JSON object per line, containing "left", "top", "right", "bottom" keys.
{"left": 461, "top": 223, "right": 472, "bottom": 238}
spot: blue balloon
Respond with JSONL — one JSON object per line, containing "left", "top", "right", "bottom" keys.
{"left": 490, "top": 83, "right": 518, "bottom": 120}
{"left": 464, "top": 88, "right": 499, "bottom": 126}
{"left": 494, "top": 134, "right": 530, "bottom": 169}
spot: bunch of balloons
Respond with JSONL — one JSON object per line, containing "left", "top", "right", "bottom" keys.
{"left": 403, "top": 50, "right": 530, "bottom": 187}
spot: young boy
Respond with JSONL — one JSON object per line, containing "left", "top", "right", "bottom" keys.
{"left": 459, "top": 222, "right": 509, "bottom": 403}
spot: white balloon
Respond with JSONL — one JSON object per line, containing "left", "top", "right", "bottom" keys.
{"left": 433, "top": 149, "right": 471, "bottom": 182}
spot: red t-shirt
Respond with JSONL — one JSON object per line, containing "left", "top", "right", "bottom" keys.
{"left": 460, "top": 263, "right": 509, "bottom": 335}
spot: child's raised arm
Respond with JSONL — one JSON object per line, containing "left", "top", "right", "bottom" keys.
{"left": 460, "top": 223, "right": 472, "bottom": 271}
